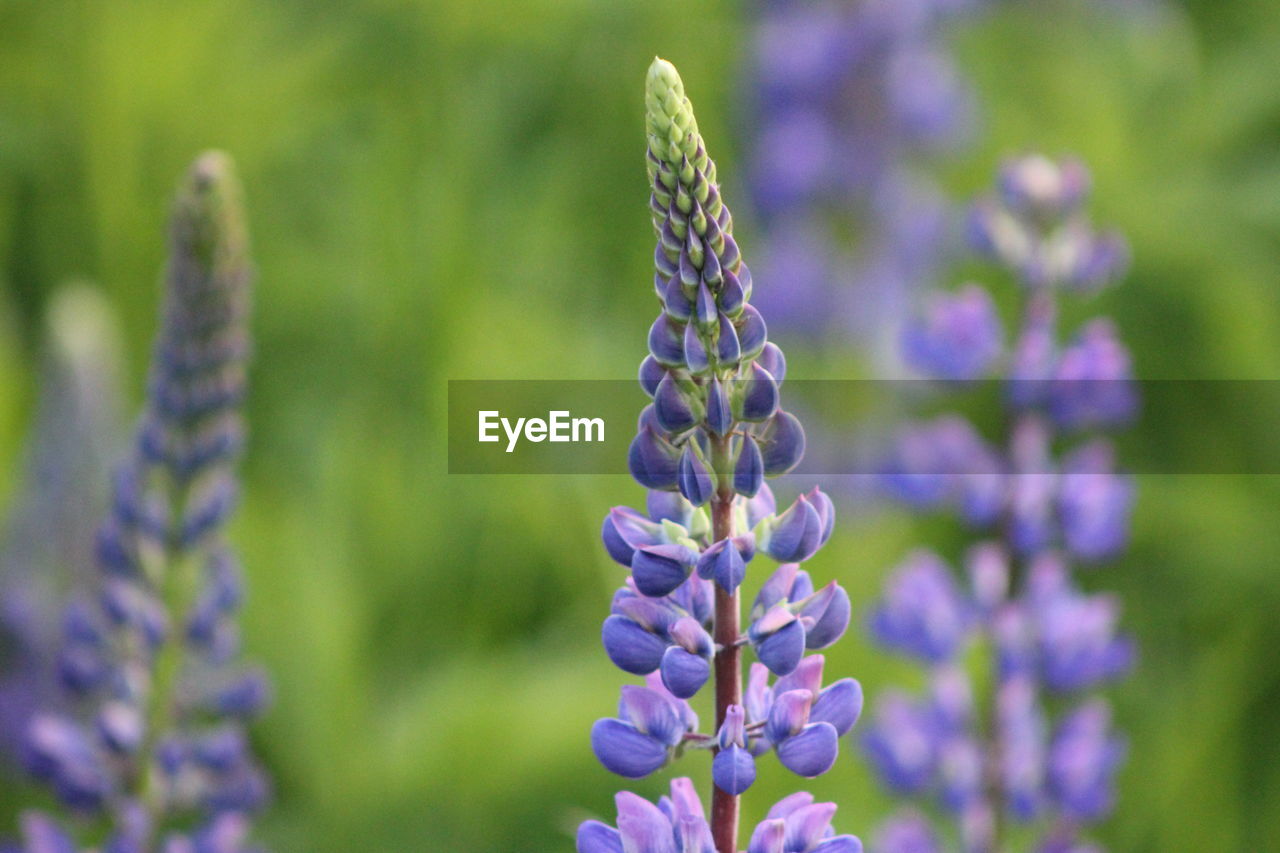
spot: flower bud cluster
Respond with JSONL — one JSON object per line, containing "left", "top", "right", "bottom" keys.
{"left": 632, "top": 60, "right": 804, "bottom": 507}
{"left": 12, "top": 154, "right": 269, "bottom": 853}
{"left": 581, "top": 59, "right": 862, "bottom": 853}
{"left": 866, "top": 157, "right": 1134, "bottom": 853}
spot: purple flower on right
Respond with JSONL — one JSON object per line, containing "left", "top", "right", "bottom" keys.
{"left": 865, "top": 155, "right": 1136, "bottom": 853}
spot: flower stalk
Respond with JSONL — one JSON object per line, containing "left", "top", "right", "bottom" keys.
{"left": 577, "top": 58, "right": 862, "bottom": 853}
{"left": 866, "top": 155, "right": 1135, "bottom": 853}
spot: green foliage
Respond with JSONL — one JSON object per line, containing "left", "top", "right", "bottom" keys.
{"left": 1, "top": 1, "right": 1278, "bottom": 850}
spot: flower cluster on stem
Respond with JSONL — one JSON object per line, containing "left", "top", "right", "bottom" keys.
{"left": 577, "top": 59, "right": 864, "bottom": 853}
{"left": 10, "top": 153, "right": 269, "bottom": 853}
{"left": 864, "top": 155, "right": 1135, "bottom": 853}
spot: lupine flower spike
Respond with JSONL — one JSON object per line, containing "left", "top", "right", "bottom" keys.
{"left": 0, "top": 287, "right": 124, "bottom": 763}
{"left": 746, "top": 0, "right": 982, "bottom": 350}
{"left": 12, "top": 152, "right": 269, "bottom": 853}
{"left": 580, "top": 59, "right": 863, "bottom": 853}
{"left": 865, "top": 155, "right": 1134, "bottom": 853}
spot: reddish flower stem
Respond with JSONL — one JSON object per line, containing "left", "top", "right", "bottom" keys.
{"left": 710, "top": 435, "right": 740, "bottom": 853}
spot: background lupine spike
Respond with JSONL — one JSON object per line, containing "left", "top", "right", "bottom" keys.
{"left": 0, "top": 286, "right": 125, "bottom": 764}
{"left": 14, "top": 152, "right": 268, "bottom": 852}
{"left": 865, "top": 156, "right": 1134, "bottom": 853}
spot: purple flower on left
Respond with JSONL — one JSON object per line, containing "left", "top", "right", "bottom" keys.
{"left": 4, "top": 153, "right": 271, "bottom": 853}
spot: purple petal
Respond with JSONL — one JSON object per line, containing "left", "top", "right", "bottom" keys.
{"left": 777, "top": 722, "right": 840, "bottom": 777}
{"left": 616, "top": 791, "right": 678, "bottom": 853}
{"left": 631, "top": 544, "right": 697, "bottom": 598}
{"left": 764, "top": 496, "right": 823, "bottom": 563}
{"left": 783, "top": 802, "right": 838, "bottom": 851}
{"left": 757, "top": 342, "right": 787, "bottom": 384}
{"left": 654, "top": 373, "right": 696, "bottom": 433}
{"left": 740, "top": 362, "right": 780, "bottom": 422}
{"left": 802, "top": 583, "right": 850, "bottom": 649}
{"left": 648, "top": 313, "right": 685, "bottom": 367}
{"left": 766, "top": 689, "right": 813, "bottom": 743}
{"left": 677, "top": 445, "right": 715, "bottom": 507}
{"left": 736, "top": 304, "right": 768, "bottom": 361}
{"left": 591, "top": 719, "right": 667, "bottom": 778}
{"left": 713, "top": 744, "right": 756, "bottom": 795}
{"left": 716, "top": 312, "right": 742, "bottom": 364}
{"left": 602, "top": 507, "right": 664, "bottom": 567}
{"left": 684, "top": 322, "right": 710, "bottom": 374}
{"left": 618, "top": 685, "right": 683, "bottom": 746}
{"left": 577, "top": 821, "right": 623, "bottom": 853}
{"left": 773, "top": 654, "right": 824, "bottom": 697}
{"left": 747, "top": 818, "right": 787, "bottom": 853}
{"left": 639, "top": 355, "right": 666, "bottom": 397}
{"left": 705, "top": 378, "right": 732, "bottom": 436}
{"left": 628, "top": 427, "right": 680, "bottom": 491}
{"left": 758, "top": 410, "right": 806, "bottom": 476}
{"left": 733, "top": 434, "right": 764, "bottom": 498}
{"left": 719, "top": 270, "right": 745, "bottom": 316}
{"left": 660, "top": 646, "right": 711, "bottom": 699}
{"left": 602, "top": 615, "right": 666, "bottom": 675}
{"left": 811, "top": 679, "right": 863, "bottom": 737}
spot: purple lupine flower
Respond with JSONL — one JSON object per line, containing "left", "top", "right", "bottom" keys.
{"left": 867, "top": 156, "right": 1135, "bottom": 851}
{"left": 1024, "top": 556, "right": 1134, "bottom": 692}
{"left": 868, "top": 551, "right": 973, "bottom": 664}
{"left": 0, "top": 289, "right": 124, "bottom": 762}
{"left": 578, "top": 779, "right": 860, "bottom": 853}
{"left": 713, "top": 705, "right": 756, "bottom": 795}
{"left": 1057, "top": 441, "right": 1134, "bottom": 562}
{"left": 871, "top": 811, "right": 942, "bottom": 853}
{"left": 13, "top": 153, "right": 269, "bottom": 852}
{"left": 582, "top": 61, "right": 863, "bottom": 853}
{"left": 592, "top": 676, "right": 699, "bottom": 779}
{"left": 1046, "top": 701, "right": 1125, "bottom": 822}
{"left": 1049, "top": 319, "right": 1137, "bottom": 431}
{"left": 902, "top": 284, "right": 1003, "bottom": 381}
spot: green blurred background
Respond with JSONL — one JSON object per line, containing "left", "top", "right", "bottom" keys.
{"left": 1, "top": 0, "right": 1279, "bottom": 850}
